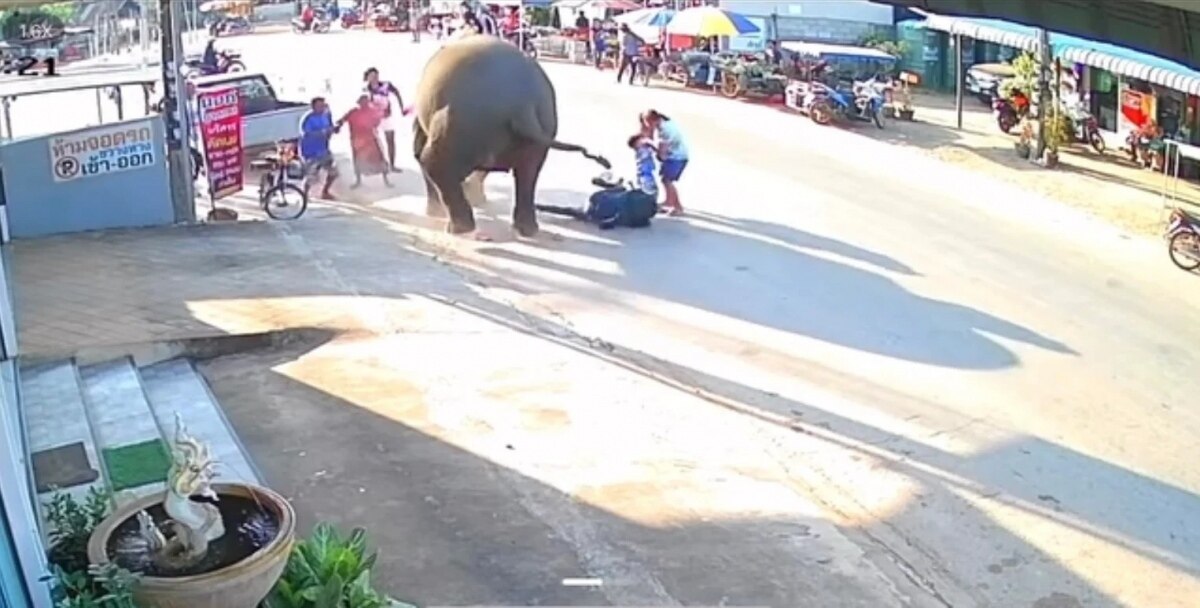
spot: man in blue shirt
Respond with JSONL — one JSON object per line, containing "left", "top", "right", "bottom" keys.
{"left": 298, "top": 96, "right": 340, "bottom": 200}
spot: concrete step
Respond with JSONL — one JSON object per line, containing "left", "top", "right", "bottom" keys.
{"left": 77, "top": 357, "right": 168, "bottom": 505}
{"left": 139, "top": 358, "right": 261, "bottom": 485}
{"left": 19, "top": 359, "right": 105, "bottom": 505}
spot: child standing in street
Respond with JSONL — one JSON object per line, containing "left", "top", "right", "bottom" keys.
{"left": 641, "top": 109, "right": 688, "bottom": 216}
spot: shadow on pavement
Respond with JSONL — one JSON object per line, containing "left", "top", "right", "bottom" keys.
{"left": 472, "top": 196, "right": 1074, "bottom": 370}
{"left": 196, "top": 269, "right": 1123, "bottom": 607}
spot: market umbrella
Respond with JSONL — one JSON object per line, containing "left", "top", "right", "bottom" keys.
{"left": 614, "top": 7, "right": 675, "bottom": 28}
{"left": 665, "top": 6, "right": 759, "bottom": 37}
{"left": 586, "top": 0, "right": 640, "bottom": 12}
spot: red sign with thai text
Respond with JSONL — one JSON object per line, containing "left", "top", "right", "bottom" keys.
{"left": 197, "top": 86, "right": 243, "bottom": 200}
{"left": 1121, "top": 89, "right": 1149, "bottom": 129}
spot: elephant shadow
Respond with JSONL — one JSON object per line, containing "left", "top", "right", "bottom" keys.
{"left": 475, "top": 189, "right": 1076, "bottom": 370}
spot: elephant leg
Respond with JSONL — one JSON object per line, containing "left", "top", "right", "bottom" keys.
{"left": 423, "top": 171, "right": 446, "bottom": 218}
{"left": 511, "top": 145, "right": 549, "bottom": 238}
{"left": 463, "top": 171, "right": 488, "bottom": 209}
{"left": 413, "top": 121, "right": 446, "bottom": 217}
{"left": 429, "top": 169, "right": 477, "bottom": 235}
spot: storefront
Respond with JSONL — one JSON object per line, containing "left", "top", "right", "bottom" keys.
{"left": 913, "top": 14, "right": 1200, "bottom": 146}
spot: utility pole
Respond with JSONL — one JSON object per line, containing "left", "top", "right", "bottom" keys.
{"left": 1034, "top": 27, "right": 1051, "bottom": 162}
{"left": 159, "top": 0, "right": 197, "bottom": 224}
{"left": 954, "top": 33, "right": 963, "bottom": 130}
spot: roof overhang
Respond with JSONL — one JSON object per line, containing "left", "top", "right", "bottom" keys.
{"left": 880, "top": 0, "right": 1200, "bottom": 70}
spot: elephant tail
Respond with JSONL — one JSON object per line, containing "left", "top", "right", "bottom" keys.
{"left": 547, "top": 140, "right": 612, "bottom": 169}
{"left": 511, "top": 109, "right": 612, "bottom": 169}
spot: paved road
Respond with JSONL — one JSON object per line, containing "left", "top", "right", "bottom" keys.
{"left": 37, "top": 32, "right": 1200, "bottom": 606}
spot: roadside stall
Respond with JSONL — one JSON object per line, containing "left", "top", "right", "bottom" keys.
{"left": 657, "top": 6, "right": 758, "bottom": 90}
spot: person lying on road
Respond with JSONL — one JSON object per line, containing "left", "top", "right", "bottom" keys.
{"left": 536, "top": 134, "right": 659, "bottom": 229}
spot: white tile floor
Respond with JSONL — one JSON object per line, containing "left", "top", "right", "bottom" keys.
{"left": 20, "top": 356, "right": 261, "bottom": 513}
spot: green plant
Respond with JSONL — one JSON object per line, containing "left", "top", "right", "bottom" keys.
{"left": 858, "top": 33, "right": 908, "bottom": 58}
{"left": 45, "top": 487, "right": 111, "bottom": 574}
{"left": 1044, "top": 110, "right": 1072, "bottom": 152}
{"left": 999, "top": 52, "right": 1039, "bottom": 100}
{"left": 54, "top": 563, "right": 139, "bottom": 608}
{"left": 265, "top": 523, "right": 414, "bottom": 608}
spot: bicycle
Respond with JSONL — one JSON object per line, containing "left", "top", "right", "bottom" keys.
{"left": 250, "top": 141, "right": 308, "bottom": 220}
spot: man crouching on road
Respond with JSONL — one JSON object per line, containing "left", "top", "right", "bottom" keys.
{"left": 298, "top": 97, "right": 341, "bottom": 200}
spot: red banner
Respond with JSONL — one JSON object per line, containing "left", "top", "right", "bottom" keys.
{"left": 197, "top": 86, "right": 243, "bottom": 201}
{"left": 1121, "top": 89, "right": 1149, "bottom": 129}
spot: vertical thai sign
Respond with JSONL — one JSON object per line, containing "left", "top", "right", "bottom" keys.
{"left": 197, "top": 87, "right": 243, "bottom": 200}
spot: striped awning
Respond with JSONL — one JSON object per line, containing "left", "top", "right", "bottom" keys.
{"left": 1058, "top": 47, "right": 1200, "bottom": 96}
{"left": 920, "top": 14, "right": 1038, "bottom": 53}
{"left": 917, "top": 14, "right": 1200, "bottom": 96}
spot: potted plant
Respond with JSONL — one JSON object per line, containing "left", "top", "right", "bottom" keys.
{"left": 1042, "top": 111, "right": 1072, "bottom": 168}
{"left": 1014, "top": 119, "right": 1034, "bottom": 159}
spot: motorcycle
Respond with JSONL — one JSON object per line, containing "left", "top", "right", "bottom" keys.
{"left": 210, "top": 16, "right": 253, "bottom": 37}
{"left": 1070, "top": 112, "right": 1106, "bottom": 154}
{"left": 993, "top": 93, "right": 1030, "bottom": 134}
{"left": 1123, "top": 130, "right": 1163, "bottom": 169}
{"left": 1166, "top": 207, "right": 1200, "bottom": 271}
{"left": 506, "top": 29, "right": 537, "bottom": 59}
{"left": 182, "top": 51, "right": 245, "bottom": 79}
{"left": 340, "top": 8, "right": 363, "bottom": 28}
{"left": 807, "top": 81, "right": 885, "bottom": 129}
{"left": 292, "top": 12, "right": 330, "bottom": 34}
{"left": 719, "top": 57, "right": 787, "bottom": 100}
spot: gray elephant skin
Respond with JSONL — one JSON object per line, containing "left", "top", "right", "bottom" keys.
{"left": 411, "top": 35, "right": 610, "bottom": 237}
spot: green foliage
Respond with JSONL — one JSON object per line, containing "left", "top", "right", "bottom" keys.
{"left": 1045, "top": 110, "right": 1073, "bottom": 152}
{"left": 265, "top": 523, "right": 414, "bottom": 608}
{"left": 44, "top": 488, "right": 139, "bottom": 608}
{"left": 53, "top": 564, "right": 139, "bottom": 608}
{"left": 45, "top": 487, "right": 110, "bottom": 574}
{"left": 858, "top": 33, "right": 908, "bottom": 58}
{"left": 1000, "top": 52, "right": 1039, "bottom": 100}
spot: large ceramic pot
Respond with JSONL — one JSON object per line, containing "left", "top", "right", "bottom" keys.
{"left": 87, "top": 482, "right": 295, "bottom": 608}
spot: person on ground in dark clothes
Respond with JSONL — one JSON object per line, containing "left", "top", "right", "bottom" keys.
{"left": 537, "top": 134, "right": 658, "bottom": 229}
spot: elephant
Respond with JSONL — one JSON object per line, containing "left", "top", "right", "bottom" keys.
{"left": 411, "top": 35, "right": 611, "bottom": 237}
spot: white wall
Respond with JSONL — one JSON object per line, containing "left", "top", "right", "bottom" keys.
{"left": 720, "top": 1, "right": 894, "bottom": 24}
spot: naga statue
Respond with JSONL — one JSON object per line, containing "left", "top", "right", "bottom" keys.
{"left": 135, "top": 413, "right": 225, "bottom": 571}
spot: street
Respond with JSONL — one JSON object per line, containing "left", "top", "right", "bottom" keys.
{"left": 14, "top": 29, "right": 1200, "bottom": 606}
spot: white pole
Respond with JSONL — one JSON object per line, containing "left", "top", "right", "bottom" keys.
{"left": 518, "top": 0, "right": 523, "bottom": 51}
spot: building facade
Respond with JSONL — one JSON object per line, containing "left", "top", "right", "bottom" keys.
{"left": 719, "top": 0, "right": 896, "bottom": 45}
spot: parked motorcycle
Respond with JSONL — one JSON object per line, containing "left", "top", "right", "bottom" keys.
{"left": 210, "top": 16, "right": 254, "bottom": 37}
{"left": 340, "top": 8, "right": 364, "bottom": 29}
{"left": 505, "top": 29, "right": 537, "bottom": 59}
{"left": 1166, "top": 207, "right": 1200, "bottom": 271}
{"left": 292, "top": 13, "right": 330, "bottom": 33}
{"left": 182, "top": 51, "right": 245, "bottom": 79}
{"left": 1123, "top": 130, "right": 1161, "bottom": 169}
{"left": 719, "top": 58, "right": 787, "bottom": 100}
{"left": 808, "top": 82, "right": 885, "bottom": 129}
{"left": 993, "top": 93, "right": 1030, "bottom": 134}
{"left": 1070, "top": 112, "right": 1106, "bottom": 153}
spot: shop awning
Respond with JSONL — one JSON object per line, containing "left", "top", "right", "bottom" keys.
{"left": 916, "top": 14, "right": 1200, "bottom": 96}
